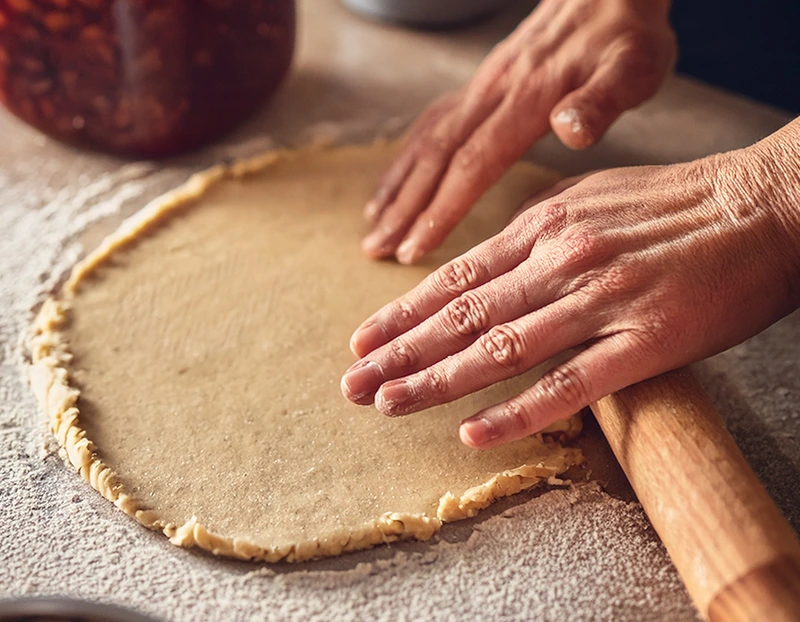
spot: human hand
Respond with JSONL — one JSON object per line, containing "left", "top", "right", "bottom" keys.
{"left": 362, "top": 0, "right": 676, "bottom": 265}
{"left": 342, "top": 137, "right": 800, "bottom": 448}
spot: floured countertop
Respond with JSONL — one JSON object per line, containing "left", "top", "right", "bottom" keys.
{"left": 1, "top": 1, "right": 798, "bottom": 621}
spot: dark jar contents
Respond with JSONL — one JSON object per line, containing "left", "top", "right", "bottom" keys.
{"left": 0, "top": 0, "right": 295, "bottom": 157}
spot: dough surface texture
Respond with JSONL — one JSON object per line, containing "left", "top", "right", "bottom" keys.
{"left": 28, "top": 142, "right": 582, "bottom": 562}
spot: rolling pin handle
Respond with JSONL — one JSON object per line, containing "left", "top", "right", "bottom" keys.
{"left": 592, "top": 368, "right": 800, "bottom": 621}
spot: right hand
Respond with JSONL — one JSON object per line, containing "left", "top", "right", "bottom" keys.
{"left": 345, "top": 129, "right": 800, "bottom": 448}
{"left": 362, "top": 0, "right": 677, "bottom": 265}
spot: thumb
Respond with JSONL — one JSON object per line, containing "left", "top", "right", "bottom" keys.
{"left": 550, "top": 50, "right": 668, "bottom": 150}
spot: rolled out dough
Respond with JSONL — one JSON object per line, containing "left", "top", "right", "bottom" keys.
{"left": 27, "top": 142, "right": 582, "bottom": 563}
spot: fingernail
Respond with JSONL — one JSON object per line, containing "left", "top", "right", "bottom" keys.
{"left": 553, "top": 108, "right": 584, "bottom": 134}
{"left": 364, "top": 200, "right": 380, "bottom": 221}
{"left": 396, "top": 239, "right": 423, "bottom": 265}
{"left": 376, "top": 379, "right": 413, "bottom": 416}
{"left": 460, "top": 415, "right": 502, "bottom": 446}
{"left": 341, "top": 360, "right": 383, "bottom": 403}
{"left": 362, "top": 230, "right": 391, "bottom": 256}
{"left": 350, "top": 322, "right": 387, "bottom": 357}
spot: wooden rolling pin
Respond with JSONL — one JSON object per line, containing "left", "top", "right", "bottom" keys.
{"left": 591, "top": 368, "right": 800, "bottom": 621}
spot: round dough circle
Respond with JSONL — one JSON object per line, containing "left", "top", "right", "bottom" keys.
{"left": 28, "top": 142, "right": 581, "bottom": 562}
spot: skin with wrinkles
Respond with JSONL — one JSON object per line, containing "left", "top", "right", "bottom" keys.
{"left": 361, "top": 0, "right": 675, "bottom": 264}
{"left": 342, "top": 0, "right": 800, "bottom": 449}
{"left": 342, "top": 122, "right": 800, "bottom": 449}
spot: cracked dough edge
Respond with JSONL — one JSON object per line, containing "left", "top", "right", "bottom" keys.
{"left": 24, "top": 142, "right": 583, "bottom": 563}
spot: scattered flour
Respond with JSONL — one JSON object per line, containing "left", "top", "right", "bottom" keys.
{"left": 1, "top": 3, "right": 797, "bottom": 617}
{"left": 4, "top": 106, "right": 799, "bottom": 622}
{"left": 0, "top": 122, "right": 702, "bottom": 622}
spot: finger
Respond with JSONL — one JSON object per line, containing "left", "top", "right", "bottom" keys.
{"left": 365, "top": 94, "right": 459, "bottom": 224}
{"left": 350, "top": 212, "right": 541, "bottom": 359}
{"left": 362, "top": 156, "right": 452, "bottom": 259}
{"left": 345, "top": 209, "right": 610, "bottom": 403}
{"left": 363, "top": 88, "right": 507, "bottom": 258}
{"left": 350, "top": 192, "right": 583, "bottom": 359}
{"left": 344, "top": 255, "right": 569, "bottom": 404}
{"left": 395, "top": 77, "right": 562, "bottom": 265}
{"left": 550, "top": 48, "right": 668, "bottom": 150}
{"left": 459, "top": 332, "right": 660, "bottom": 449}
{"left": 510, "top": 173, "right": 595, "bottom": 222}
{"left": 373, "top": 294, "right": 600, "bottom": 416}
{"left": 365, "top": 147, "right": 417, "bottom": 224}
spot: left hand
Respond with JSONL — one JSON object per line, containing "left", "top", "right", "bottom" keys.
{"left": 341, "top": 138, "right": 800, "bottom": 448}
{"left": 361, "top": 0, "right": 676, "bottom": 264}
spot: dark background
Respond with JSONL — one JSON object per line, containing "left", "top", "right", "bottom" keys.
{"left": 671, "top": 0, "right": 800, "bottom": 113}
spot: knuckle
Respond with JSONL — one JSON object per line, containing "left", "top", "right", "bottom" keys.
{"left": 525, "top": 201, "right": 569, "bottom": 242}
{"left": 418, "top": 131, "right": 454, "bottom": 165}
{"left": 424, "top": 368, "right": 449, "bottom": 397}
{"left": 394, "top": 300, "right": 418, "bottom": 325}
{"left": 472, "top": 65, "right": 507, "bottom": 94}
{"left": 594, "top": 262, "right": 635, "bottom": 297}
{"left": 482, "top": 324, "right": 527, "bottom": 370}
{"left": 575, "top": 84, "right": 618, "bottom": 123}
{"left": 444, "top": 291, "right": 491, "bottom": 337}
{"left": 435, "top": 256, "right": 484, "bottom": 295}
{"left": 452, "top": 142, "right": 487, "bottom": 176}
{"left": 617, "top": 30, "right": 662, "bottom": 62}
{"left": 536, "top": 365, "right": 591, "bottom": 409}
{"left": 389, "top": 338, "right": 419, "bottom": 370}
{"left": 628, "top": 302, "right": 683, "bottom": 358}
{"left": 614, "top": 30, "right": 674, "bottom": 90}
{"left": 570, "top": 263, "right": 631, "bottom": 300}
{"left": 552, "top": 227, "right": 606, "bottom": 273}
{"left": 501, "top": 399, "right": 534, "bottom": 434}
{"left": 629, "top": 327, "right": 667, "bottom": 359}
{"left": 514, "top": 208, "right": 539, "bottom": 231}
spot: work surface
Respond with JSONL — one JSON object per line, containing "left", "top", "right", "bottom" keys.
{"left": 1, "top": 1, "right": 798, "bottom": 620}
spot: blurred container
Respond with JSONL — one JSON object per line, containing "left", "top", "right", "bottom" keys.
{"left": 0, "top": 596, "right": 160, "bottom": 622}
{"left": 0, "top": 0, "right": 295, "bottom": 157}
{"left": 342, "top": 0, "right": 510, "bottom": 27}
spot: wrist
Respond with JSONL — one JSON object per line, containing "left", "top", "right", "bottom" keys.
{"left": 726, "top": 120, "right": 800, "bottom": 307}
{"left": 750, "top": 120, "right": 800, "bottom": 250}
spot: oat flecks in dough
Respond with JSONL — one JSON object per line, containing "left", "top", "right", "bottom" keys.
{"left": 26, "top": 142, "right": 582, "bottom": 563}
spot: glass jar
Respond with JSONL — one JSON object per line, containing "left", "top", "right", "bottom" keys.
{"left": 0, "top": 0, "right": 295, "bottom": 157}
